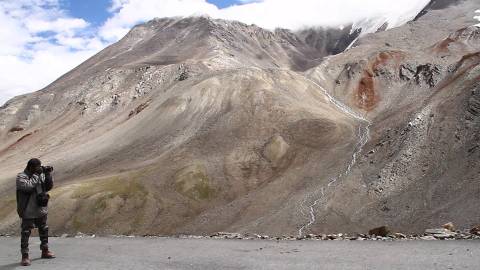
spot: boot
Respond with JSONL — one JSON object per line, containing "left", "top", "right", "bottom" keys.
{"left": 41, "top": 248, "right": 55, "bottom": 259}
{"left": 21, "top": 253, "right": 31, "bottom": 266}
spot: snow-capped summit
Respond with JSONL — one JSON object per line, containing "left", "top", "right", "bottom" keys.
{"left": 351, "top": 0, "right": 431, "bottom": 37}
{"left": 475, "top": 10, "right": 480, "bottom": 27}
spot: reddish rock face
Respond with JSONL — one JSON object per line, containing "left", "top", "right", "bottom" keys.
{"left": 433, "top": 37, "right": 456, "bottom": 53}
{"left": 354, "top": 51, "right": 405, "bottom": 111}
{"left": 436, "top": 52, "right": 480, "bottom": 91}
{"left": 356, "top": 72, "right": 378, "bottom": 111}
{"left": 431, "top": 27, "right": 480, "bottom": 54}
{"left": 0, "top": 130, "right": 38, "bottom": 156}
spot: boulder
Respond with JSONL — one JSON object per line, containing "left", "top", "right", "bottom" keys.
{"left": 442, "top": 222, "right": 455, "bottom": 231}
{"left": 263, "top": 135, "right": 290, "bottom": 167}
{"left": 425, "top": 228, "right": 456, "bottom": 239}
{"left": 420, "top": 236, "right": 436, "bottom": 240}
{"left": 470, "top": 225, "right": 480, "bottom": 235}
{"left": 368, "top": 226, "right": 391, "bottom": 237}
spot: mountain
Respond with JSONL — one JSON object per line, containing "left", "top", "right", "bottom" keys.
{"left": 414, "top": 0, "right": 466, "bottom": 20}
{"left": 0, "top": 0, "right": 479, "bottom": 236}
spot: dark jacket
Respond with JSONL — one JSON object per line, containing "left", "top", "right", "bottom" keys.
{"left": 16, "top": 171, "right": 53, "bottom": 219}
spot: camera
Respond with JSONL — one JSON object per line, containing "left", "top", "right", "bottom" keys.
{"left": 36, "top": 192, "right": 50, "bottom": 207}
{"left": 42, "top": 166, "right": 54, "bottom": 173}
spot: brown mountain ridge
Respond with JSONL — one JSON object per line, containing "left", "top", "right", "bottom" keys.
{"left": 0, "top": 0, "right": 479, "bottom": 236}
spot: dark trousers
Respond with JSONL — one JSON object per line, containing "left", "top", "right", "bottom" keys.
{"left": 20, "top": 215, "right": 49, "bottom": 254}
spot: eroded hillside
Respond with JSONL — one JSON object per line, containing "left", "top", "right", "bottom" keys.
{"left": 0, "top": 0, "right": 478, "bottom": 236}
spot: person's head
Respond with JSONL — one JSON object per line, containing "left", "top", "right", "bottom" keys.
{"left": 25, "top": 158, "right": 42, "bottom": 175}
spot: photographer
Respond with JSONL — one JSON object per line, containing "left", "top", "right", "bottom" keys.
{"left": 16, "top": 158, "right": 55, "bottom": 266}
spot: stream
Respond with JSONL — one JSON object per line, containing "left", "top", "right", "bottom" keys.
{"left": 297, "top": 78, "right": 371, "bottom": 237}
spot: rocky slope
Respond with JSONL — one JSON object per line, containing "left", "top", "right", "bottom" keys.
{"left": 0, "top": 0, "right": 478, "bottom": 236}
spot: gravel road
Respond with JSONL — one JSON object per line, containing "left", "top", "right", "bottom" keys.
{"left": 0, "top": 237, "right": 478, "bottom": 270}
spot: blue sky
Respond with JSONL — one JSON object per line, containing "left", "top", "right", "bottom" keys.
{"left": 61, "top": 0, "right": 112, "bottom": 26}
{"left": 206, "top": 0, "right": 246, "bottom": 8}
{"left": 61, "top": 0, "right": 244, "bottom": 26}
{"left": 0, "top": 0, "right": 433, "bottom": 106}
{"left": 0, "top": 0, "right": 259, "bottom": 106}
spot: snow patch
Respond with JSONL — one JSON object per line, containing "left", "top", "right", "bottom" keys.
{"left": 475, "top": 10, "right": 480, "bottom": 27}
{"left": 351, "top": 0, "right": 431, "bottom": 37}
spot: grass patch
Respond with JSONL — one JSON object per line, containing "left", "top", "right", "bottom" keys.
{"left": 68, "top": 172, "right": 149, "bottom": 233}
{"left": 175, "top": 164, "right": 216, "bottom": 201}
{"left": 71, "top": 175, "right": 147, "bottom": 201}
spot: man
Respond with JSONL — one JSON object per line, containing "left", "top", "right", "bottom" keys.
{"left": 16, "top": 158, "right": 55, "bottom": 266}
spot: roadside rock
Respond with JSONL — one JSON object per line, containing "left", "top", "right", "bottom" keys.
{"left": 4, "top": 231, "right": 477, "bottom": 241}
{"left": 75, "top": 232, "right": 86, "bottom": 238}
{"left": 470, "top": 225, "right": 480, "bottom": 235}
{"left": 209, "top": 232, "right": 243, "bottom": 239}
{"left": 425, "top": 228, "right": 456, "bottom": 239}
{"left": 442, "top": 222, "right": 455, "bottom": 232}
{"left": 368, "top": 226, "right": 391, "bottom": 237}
{"left": 420, "top": 236, "right": 437, "bottom": 240}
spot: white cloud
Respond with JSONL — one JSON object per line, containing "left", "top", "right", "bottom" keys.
{"left": 0, "top": 11, "right": 31, "bottom": 56}
{"left": 237, "top": 0, "right": 263, "bottom": 3}
{"left": 0, "top": 0, "right": 107, "bottom": 106}
{"left": 100, "top": 0, "right": 219, "bottom": 42}
{"left": 99, "top": 0, "right": 431, "bottom": 41}
{"left": 0, "top": 0, "right": 432, "bottom": 107}
{"left": 0, "top": 49, "right": 97, "bottom": 103}
{"left": 26, "top": 17, "right": 89, "bottom": 33}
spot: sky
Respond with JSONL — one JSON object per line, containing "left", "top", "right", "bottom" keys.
{"left": 0, "top": 0, "right": 432, "bottom": 106}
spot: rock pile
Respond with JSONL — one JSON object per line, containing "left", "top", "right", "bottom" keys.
{"left": 470, "top": 225, "right": 480, "bottom": 235}
{"left": 3, "top": 222, "right": 480, "bottom": 241}
{"left": 182, "top": 223, "right": 480, "bottom": 241}
{"left": 172, "top": 228, "right": 480, "bottom": 241}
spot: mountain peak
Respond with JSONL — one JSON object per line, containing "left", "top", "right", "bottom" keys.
{"left": 1, "top": 0, "right": 480, "bottom": 238}
{"left": 414, "top": 0, "right": 466, "bottom": 20}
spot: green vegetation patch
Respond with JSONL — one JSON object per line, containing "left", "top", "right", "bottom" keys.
{"left": 68, "top": 172, "right": 149, "bottom": 233}
{"left": 71, "top": 174, "right": 147, "bottom": 201}
{"left": 174, "top": 164, "right": 216, "bottom": 200}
